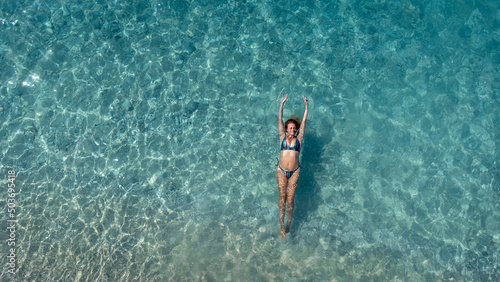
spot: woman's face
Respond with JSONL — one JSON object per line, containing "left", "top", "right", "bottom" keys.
{"left": 287, "top": 123, "right": 297, "bottom": 136}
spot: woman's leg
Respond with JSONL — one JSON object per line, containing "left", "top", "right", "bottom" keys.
{"left": 276, "top": 168, "right": 288, "bottom": 239}
{"left": 285, "top": 168, "right": 300, "bottom": 233}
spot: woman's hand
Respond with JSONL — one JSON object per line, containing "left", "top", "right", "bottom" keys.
{"left": 303, "top": 95, "right": 308, "bottom": 106}
{"left": 281, "top": 93, "right": 288, "bottom": 105}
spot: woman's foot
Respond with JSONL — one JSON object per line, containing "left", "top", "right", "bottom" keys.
{"left": 281, "top": 229, "right": 285, "bottom": 239}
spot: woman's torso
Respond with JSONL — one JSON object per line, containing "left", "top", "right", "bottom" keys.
{"left": 278, "top": 136, "right": 300, "bottom": 170}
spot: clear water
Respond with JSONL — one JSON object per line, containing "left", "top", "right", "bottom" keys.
{"left": 1, "top": 0, "right": 499, "bottom": 280}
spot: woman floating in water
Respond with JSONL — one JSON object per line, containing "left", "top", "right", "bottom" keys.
{"left": 276, "top": 93, "right": 308, "bottom": 239}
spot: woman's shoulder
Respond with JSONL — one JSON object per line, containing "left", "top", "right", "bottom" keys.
{"left": 297, "top": 132, "right": 305, "bottom": 143}
{"left": 279, "top": 132, "right": 286, "bottom": 141}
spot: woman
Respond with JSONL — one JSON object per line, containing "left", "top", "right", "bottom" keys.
{"left": 276, "top": 93, "right": 308, "bottom": 239}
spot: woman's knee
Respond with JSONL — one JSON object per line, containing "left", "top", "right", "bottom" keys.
{"left": 279, "top": 203, "right": 286, "bottom": 211}
{"left": 279, "top": 198, "right": 286, "bottom": 208}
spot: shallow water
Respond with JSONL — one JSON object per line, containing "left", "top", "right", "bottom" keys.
{"left": 1, "top": 0, "right": 499, "bottom": 280}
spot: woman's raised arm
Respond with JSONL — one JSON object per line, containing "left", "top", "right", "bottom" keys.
{"left": 297, "top": 95, "right": 308, "bottom": 141}
{"left": 278, "top": 94, "right": 288, "bottom": 140}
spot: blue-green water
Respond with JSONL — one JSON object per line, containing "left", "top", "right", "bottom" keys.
{"left": 1, "top": 0, "right": 499, "bottom": 280}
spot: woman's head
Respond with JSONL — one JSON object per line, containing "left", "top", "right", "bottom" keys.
{"left": 284, "top": 115, "right": 301, "bottom": 136}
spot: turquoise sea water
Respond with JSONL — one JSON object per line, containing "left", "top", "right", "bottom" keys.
{"left": 1, "top": 0, "right": 499, "bottom": 280}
